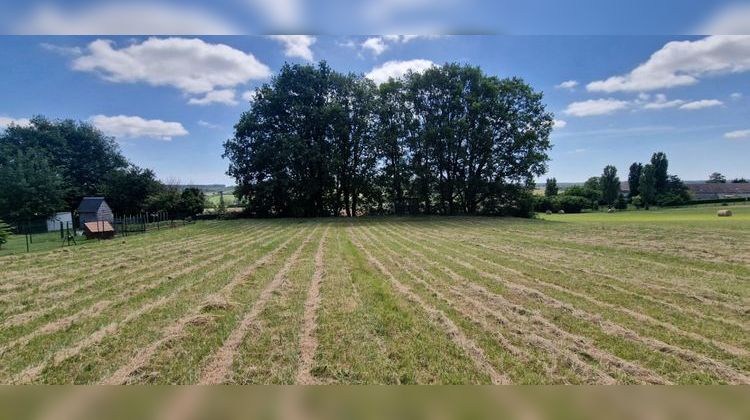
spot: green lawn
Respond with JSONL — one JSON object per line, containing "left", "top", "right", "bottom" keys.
{"left": 542, "top": 203, "right": 750, "bottom": 225}
{"left": 0, "top": 208, "right": 748, "bottom": 384}
{"left": 0, "top": 230, "right": 95, "bottom": 256}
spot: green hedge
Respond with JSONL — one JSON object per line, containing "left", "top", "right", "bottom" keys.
{"left": 663, "top": 197, "right": 750, "bottom": 206}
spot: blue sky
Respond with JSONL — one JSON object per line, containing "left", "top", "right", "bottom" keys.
{"left": 1, "top": 34, "right": 749, "bottom": 184}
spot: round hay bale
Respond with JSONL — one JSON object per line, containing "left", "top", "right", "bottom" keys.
{"left": 717, "top": 209, "right": 733, "bottom": 217}
{"left": 558, "top": 210, "right": 565, "bottom": 215}
{"left": 545, "top": 210, "right": 552, "bottom": 215}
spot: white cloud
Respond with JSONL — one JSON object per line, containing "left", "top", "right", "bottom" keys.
{"left": 679, "top": 99, "right": 724, "bottom": 110}
{"left": 242, "top": 90, "right": 258, "bottom": 102}
{"left": 555, "top": 80, "right": 578, "bottom": 90}
{"left": 562, "top": 99, "right": 630, "bottom": 117}
{"left": 365, "top": 59, "right": 436, "bottom": 84}
{"left": 360, "top": 35, "right": 434, "bottom": 56}
{"left": 39, "top": 42, "right": 82, "bottom": 56}
{"left": 269, "top": 35, "right": 316, "bottom": 61}
{"left": 587, "top": 36, "right": 750, "bottom": 93}
{"left": 15, "top": 3, "right": 240, "bottom": 35}
{"left": 698, "top": 4, "right": 750, "bottom": 35}
{"left": 90, "top": 115, "right": 188, "bottom": 141}
{"left": 730, "top": 92, "right": 743, "bottom": 100}
{"left": 72, "top": 38, "right": 270, "bottom": 104}
{"left": 552, "top": 119, "right": 567, "bottom": 129}
{"left": 0, "top": 116, "right": 32, "bottom": 129}
{"left": 724, "top": 129, "right": 750, "bottom": 139}
{"left": 198, "top": 120, "right": 220, "bottom": 129}
{"left": 187, "top": 89, "right": 239, "bottom": 106}
{"left": 362, "top": 37, "right": 389, "bottom": 55}
{"left": 640, "top": 94, "right": 685, "bottom": 109}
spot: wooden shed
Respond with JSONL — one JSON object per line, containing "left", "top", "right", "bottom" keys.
{"left": 77, "top": 197, "right": 114, "bottom": 227}
{"left": 83, "top": 221, "right": 115, "bottom": 239}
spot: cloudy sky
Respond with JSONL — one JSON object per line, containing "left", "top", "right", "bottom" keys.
{"left": 0, "top": 2, "right": 749, "bottom": 184}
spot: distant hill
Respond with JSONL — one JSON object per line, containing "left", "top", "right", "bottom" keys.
{"left": 177, "top": 184, "right": 233, "bottom": 193}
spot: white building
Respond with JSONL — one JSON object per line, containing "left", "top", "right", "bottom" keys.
{"left": 46, "top": 212, "right": 73, "bottom": 232}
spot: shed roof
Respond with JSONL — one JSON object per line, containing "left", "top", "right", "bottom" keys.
{"left": 83, "top": 221, "right": 114, "bottom": 233}
{"left": 77, "top": 197, "right": 107, "bottom": 213}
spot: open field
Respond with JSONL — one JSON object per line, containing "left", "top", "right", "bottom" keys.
{"left": 0, "top": 205, "right": 748, "bottom": 384}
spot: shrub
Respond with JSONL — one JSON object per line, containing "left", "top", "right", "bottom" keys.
{"left": 555, "top": 195, "right": 589, "bottom": 214}
{"left": 614, "top": 193, "right": 628, "bottom": 210}
{"left": 533, "top": 196, "right": 554, "bottom": 213}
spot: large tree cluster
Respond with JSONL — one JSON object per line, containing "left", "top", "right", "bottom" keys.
{"left": 224, "top": 62, "right": 554, "bottom": 217}
{"left": 0, "top": 117, "right": 204, "bottom": 224}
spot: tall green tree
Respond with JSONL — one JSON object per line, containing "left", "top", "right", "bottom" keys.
{"left": 329, "top": 73, "right": 379, "bottom": 216}
{"left": 600, "top": 165, "right": 620, "bottom": 206}
{"left": 101, "top": 166, "right": 162, "bottom": 214}
{"left": 628, "top": 162, "right": 642, "bottom": 198}
{"left": 583, "top": 177, "right": 603, "bottom": 209}
{"left": 0, "top": 149, "right": 66, "bottom": 223}
{"left": 650, "top": 152, "right": 669, "bottom": 194}
{"left": 639, "top": 164, "right": 656, "bottom": 209}
{"left": 376, "top": 79, "right": 413, "bottom": 214}
{"left": 544, "top": 178, "right": 558, "bottom": 197}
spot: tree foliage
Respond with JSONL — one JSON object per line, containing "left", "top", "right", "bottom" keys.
{"left": 0, "top": 117, "right": 128, "bottom": 210}
{"left": 101, "top": 166, "right": 163, "bottom": 214}
{"left": 650, "top": 152, "right": 669, "bottom": 194}
{"left": 0, "top": 149, "right": 66, "bottom": 224}
{"left": 179, "top": 188, "right": 206, "bottom": 216}
{"left": 600, "top": 165, "right": 620, "bottom": 206}
{"left": 707, "top": 172, "right": 727, "bottom": 183}
{"left": 544, "top": 178, "right": 558, "bottom": 197}
{"left": 628, "top": 162, "right": 642, "bottom": 198}
{"left": 639, "top": 164, "right": 656, "bottom": 209}
{"left": 224, "top": 62, "right": 553, "bottom": 217}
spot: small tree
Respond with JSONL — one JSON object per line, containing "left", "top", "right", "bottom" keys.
{"left": 544, "top": 178, "right": 558, "bottom": 197}
{"left": 631, "top": 195, "right": 644, "bottom": 209}
{"left": 600, "top": 165, "right": 620, "bottom": 207}
{"left": 707, "top": 172, "right": 726, "bottom": 183}
{"left": 731, "top": 178, "right": 748, "bottom": 183}
{"left": 583, "top": 177, "right": 603, "bottom": 209}
{"left": 178, "top": 188, "right": 206, "bottom": 216}
{"left": 217, "top": 191, "right": 227, "bottom": 217}
{"left": 639, "top": 164, "right": 656, "bottom": 209}
{"left": 0, "top": 219, "right": 11, "bottom": 249}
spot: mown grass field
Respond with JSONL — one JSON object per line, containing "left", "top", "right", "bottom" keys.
{"left": 1, "top": 205, "right": 748, "bottom": 384}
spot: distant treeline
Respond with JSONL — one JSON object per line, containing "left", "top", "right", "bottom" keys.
{"left": 224, "top": 62, "right": 553, "bottom": 217}
{"left": 0, "top": 118, "right": 205, "bottom": 224}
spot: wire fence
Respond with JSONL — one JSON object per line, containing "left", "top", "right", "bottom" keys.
{"left": 1, "top": 212, "right": 194, "bottom": 255}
